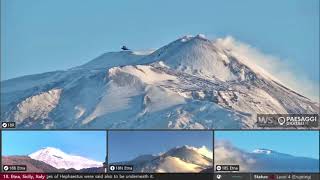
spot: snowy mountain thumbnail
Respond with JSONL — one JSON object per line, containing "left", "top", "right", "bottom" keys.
{"left": 214, "top": 141, "right": 319, "bottom": 172}
{"left": 110, "top": 145, "right": 213, "bottom": 173}
{"left": 28, "top": 147, "right": 103, "bottom": 170}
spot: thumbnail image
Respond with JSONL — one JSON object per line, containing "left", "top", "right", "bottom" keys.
{"left": 1, "top": 131, "right": 106, "bottom": 173}
{"left": 108, "top": 131, "right": 213, "bottom": 173}
{"left": 1, "top": 0, "right": 319, "bottom": 130}
{"left": 214, "top": 131, "right": 319, "bottom": 172}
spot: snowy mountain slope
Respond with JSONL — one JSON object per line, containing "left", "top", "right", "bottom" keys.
{"left": 111, "top": 145, "right": 213, "bottom": 173}
{"left": 28, "top": 147, "right": 102, "bottom": 170}
{"left": 12, "top": 89, "right": 62, "bottom": 127}
{"left": 145, "top": 34, "right": 239, "bottom": 81}
{"left": 77, "top": 50, "right": 153, "bottom": 70}
{"left": 214, "top": 141, "right": 319, "bottom": 172}
{"left": 1, "top": 35, "right": 318, "bottom": 129}
{"left": 2, "top": 155, "right": 105, "bottom": 173}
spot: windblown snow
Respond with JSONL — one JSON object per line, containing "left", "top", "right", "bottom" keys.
{"left": 29, "top": 147, "right": 102, "bottom": 170}
{"left": 1, "top": 34, "right": 319, "bottom": 129}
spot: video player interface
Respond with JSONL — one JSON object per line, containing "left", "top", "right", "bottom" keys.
{"left": 0, "top": 0, "right": 319, "bottom": 180}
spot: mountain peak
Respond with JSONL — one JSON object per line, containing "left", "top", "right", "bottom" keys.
{"left": 148, "top": 34, "right": 265, "bottom": 82}
{"left": 42, "top": 147, "right": 62, "bottom": 151}
{"left": 164, "top": 145, "right": 213, "bottom": 163}
{"left": 179, "top": 34, "right": 208, "bottom": 42}
{"left": 252, "top": 148, "right": 273, "bottom": 154}
{"left": 195, "top": 34, "right": 207, "bottom": 39}
{"left": 29, "top": 147, "right": 102, "bottom": 170}
{"left": 118, "top": 145, "right": 213, "bottom": 173}
{"left": 30, "top": 147, "right": 67, "bottom": 158}
{"left": 169, "top": 145, "right": 197, "bottom": 152}
{"left": 42, "top": 147, "right": 60, "bottom": 150}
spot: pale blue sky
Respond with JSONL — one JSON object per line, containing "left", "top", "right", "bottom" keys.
{"left": 215, "top": 131, "right": 319, "bottom": 159}
{"left": 108, "top": 131, "right": 213, "bottom": 163}
{"left": 1, "top": 0, "right": 319, "bottom": 86}
{"left": 2, "top": 131, "right": 106, "bottom": 162}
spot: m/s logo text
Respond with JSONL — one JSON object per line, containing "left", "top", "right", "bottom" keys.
{"left": 257, "top": 114, "right": 319, "bottom": 128}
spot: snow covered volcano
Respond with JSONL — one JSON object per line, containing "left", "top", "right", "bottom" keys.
{"left": 110, "top": 145, "right": 213, "bottom": 173}
{"left": 1, "top": 34, "right": 318, "bottom": 129}
{"left": 214, "top": 141, "right": 319, "bottom": 172}
{"left": 28, "top": 147, "right": 102, "bottom": 170}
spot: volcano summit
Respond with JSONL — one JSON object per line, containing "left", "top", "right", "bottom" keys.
{"left": 1, "top": 35, "right": 318, "bottom": 129}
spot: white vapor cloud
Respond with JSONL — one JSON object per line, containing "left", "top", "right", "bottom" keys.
{"left": 214, "top": 36, "right": 319, "bottom": 102}
{"left": 214, "top": 140, "right": 256, "bottom": 172}
{"left": 214, "top": 139, "right": 319, "bottom": 172}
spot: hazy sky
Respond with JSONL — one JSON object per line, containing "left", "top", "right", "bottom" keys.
{"left": 1, "top": 0, "right": 319, "bottom": 87}
{"left": 215, "top": 131, "right": 319, "bottom": 159}
{"left": 108, "top": 131, "right": 213, "bottom": 163}
{"left": 2, "top": 131, "right": 106, "bottom": 162}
